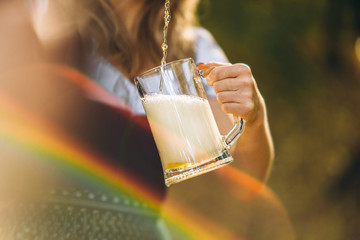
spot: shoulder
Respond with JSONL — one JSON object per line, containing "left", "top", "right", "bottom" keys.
{"left": 193, "top": 27, "right": 229, "bottom": 64}
{"left": 193, "top": 27, "right": 217, "bottom": 44}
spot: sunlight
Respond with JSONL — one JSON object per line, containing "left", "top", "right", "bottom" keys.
{"left": 355, "top": 37, "right": 360, "bottom": 64}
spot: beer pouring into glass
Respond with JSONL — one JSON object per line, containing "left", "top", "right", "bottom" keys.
{"left": 135, "top": 0, "right": 244, "bottom": 186}
{"left": 135, "top": 58, "right": 245, "bottom": 186}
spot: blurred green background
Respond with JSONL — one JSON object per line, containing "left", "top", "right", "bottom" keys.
{"left": 168, "top": 0, "right": 360, "bottom": 239}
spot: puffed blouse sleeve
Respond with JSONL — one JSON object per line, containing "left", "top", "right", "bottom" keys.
{"left": 193, "top": 27, "right": 230, "bottom": 98}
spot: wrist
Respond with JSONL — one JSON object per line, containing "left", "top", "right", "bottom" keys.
{"left": 245, "top": 95, "right": 266, "bottom": 128}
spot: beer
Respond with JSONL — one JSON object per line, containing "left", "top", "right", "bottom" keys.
{"left": 142, "top": 94, "right": 225, "bottom": 172}
{"left": 159, "top": 0, "right": 171, "bottom": 92}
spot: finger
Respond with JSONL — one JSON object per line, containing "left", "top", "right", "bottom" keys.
{"left": 197, "top": 62, "right": 231, "bottom": 70}
{"left": 221, "top": 102, "right": 255, "bottom": 119}
{"left": 199, "top": 66, "right": 216, "bottom": 78}
{"left": 207, "top": 64, "right": 252, "bottom": 85}
{"left": 213, "top": 78, "right": 241, "bottom": 93}
{"left": 197, "top": 62, "right": 232, "bottom": 78}
{"left": 213, "top": 76, "right": 256, "bottom": 94}
{"left": 216, "top": 91, "right": 245, "bottom": 104}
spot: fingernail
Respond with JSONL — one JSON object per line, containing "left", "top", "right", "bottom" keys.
{"left": 209, "top": 66, "right": 216, "bottom": 71}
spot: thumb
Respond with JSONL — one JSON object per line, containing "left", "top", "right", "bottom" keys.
{"left": 197, "top": 62, "right": 231, "bottom": 77}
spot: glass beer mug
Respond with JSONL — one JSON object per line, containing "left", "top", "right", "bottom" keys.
{"left": 135, "top": 58, "right": 245, "bottom": 186}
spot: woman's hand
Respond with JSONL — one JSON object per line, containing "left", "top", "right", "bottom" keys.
{"left": 197, "top": 62, "right": 264, "bottom": 125}
{"left": 198, "top": 62, "right": 274, "bottom": 183}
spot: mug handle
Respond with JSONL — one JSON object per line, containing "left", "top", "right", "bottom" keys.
{"left": 224, "top": 116, "right": 245, "bottom": 148}
{"left": 198, "top": 68, "right": 245, "bottom": 148}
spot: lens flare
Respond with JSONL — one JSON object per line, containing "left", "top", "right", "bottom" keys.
{"left": 0, "top": 64, "right": 293, "bottom": 239}
{"left": 0, "top": 64, "right": 244, "bottom": 239}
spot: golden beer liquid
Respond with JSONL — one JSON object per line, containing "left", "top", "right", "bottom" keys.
{"left": 166, "top": 162, "right": 192, "bottom": 170}
{"left": 159, "top": 0, "right": 171, "bottom": 92}
{"left": 161, "top": 0, "right": 171, "bottom": 66}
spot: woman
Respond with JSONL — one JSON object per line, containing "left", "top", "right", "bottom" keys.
{"left": 78, "top": 0, "right": 274, "bottom": 183}
{"left": 1, "top": 0, "right": 274, "bottom": 239}
{"left": 42, "top": 0, "right": 274, "bottom": 179}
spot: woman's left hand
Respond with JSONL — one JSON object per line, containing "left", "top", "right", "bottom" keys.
{"left": 198, "top": 62, "right": 264, "bottom": 125}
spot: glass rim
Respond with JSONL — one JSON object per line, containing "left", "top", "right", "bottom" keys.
{"left": 135, "top": 58, "right": 194, "bottom": 79}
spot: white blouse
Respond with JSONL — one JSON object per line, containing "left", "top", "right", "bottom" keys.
{"left": 85, "top": 27, "right": 229, "bottom": 115}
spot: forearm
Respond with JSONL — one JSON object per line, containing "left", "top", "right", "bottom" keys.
{"left": 209, "top": 97, "right": 274, "bottom": 183}
{"left": 230, "top": 97, "right": 274, "bottom": 182}
{"left": 203, "top": 62, "right": 274, "bottom": 183}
